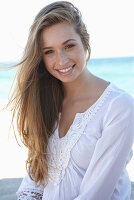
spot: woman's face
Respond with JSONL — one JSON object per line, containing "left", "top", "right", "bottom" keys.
{"left": 41, "top": 22, "right": 87, "bottom": 83}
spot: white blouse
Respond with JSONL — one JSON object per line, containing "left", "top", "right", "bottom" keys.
{"left": 17, "top": 83, "right": 134, "bottom": 200}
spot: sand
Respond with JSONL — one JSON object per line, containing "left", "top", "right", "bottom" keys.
{"left": 0, "top": 99, "right": 134, "bottom": 200}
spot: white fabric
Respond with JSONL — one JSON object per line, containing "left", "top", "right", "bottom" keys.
{"left": 17, "top": 83, "right": 134, "bottom": 200}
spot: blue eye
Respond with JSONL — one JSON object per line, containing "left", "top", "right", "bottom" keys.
{"left": 44, "top": 50, "right": 53, "bottom": 55}
{"left": 65, "top": 44, "right": 75, "bottom": 49}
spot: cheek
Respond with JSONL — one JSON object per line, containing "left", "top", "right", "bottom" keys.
{"left": 43, "top": 56, "right": 52, "bottom": 70}
{"left": 76, "top": 50, "right": 86, "bottom": 66}
{"left": 74, "top": 46, "right": 86, "bottom": 60}
{"left": 43, "top": 56, "right": 48, "bottom": 65}
{"left": 42, "top": 58, "right": 50, "bottom": 75}
{"left": 43, "top": 53, "right": 56, "bottom": 66}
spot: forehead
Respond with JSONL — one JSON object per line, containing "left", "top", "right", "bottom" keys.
{"left": 41, "top": 22, "right": 80, "bottom": 46}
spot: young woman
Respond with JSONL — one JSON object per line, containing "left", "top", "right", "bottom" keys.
{"left": 9, "top": 1, "right": 134, "bottom": 199}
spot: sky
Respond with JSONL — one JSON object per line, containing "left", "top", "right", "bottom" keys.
{"left": 0, "top": 0, "right": 134, "bottom": 62}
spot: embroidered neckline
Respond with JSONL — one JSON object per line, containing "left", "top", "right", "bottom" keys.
{"left": 57, "top": 82, "right": 113, "bottom": 140}
{"left": 47, "top": 82, "right": 113, "bottom": 186}
{"left": 75, "top": 82, "right": 112, "bottom": 116}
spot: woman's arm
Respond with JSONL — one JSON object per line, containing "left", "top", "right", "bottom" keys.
{"left": 74, "top": 93, "right": 134, "bottom": 200}
{"left": 16, "top": 173, "right": 44, "bottom": 200}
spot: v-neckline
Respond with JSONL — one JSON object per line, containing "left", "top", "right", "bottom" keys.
{"left": 57, "top": 82, "right": 112, "bottom": 140}
{"left": 57, "top": 112, "right": 77, "bottom": 140}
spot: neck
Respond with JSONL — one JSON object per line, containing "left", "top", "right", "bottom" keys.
{"left": 62, "top": 68, "right": 93, "bottom": 101}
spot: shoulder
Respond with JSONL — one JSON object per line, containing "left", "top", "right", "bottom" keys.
{"left": 108, "top": 83, "right": 134, "bottom": 111}
{"left": 103, "top": 84, "right": 134, "bottom": 124}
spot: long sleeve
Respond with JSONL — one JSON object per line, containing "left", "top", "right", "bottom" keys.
{"left": 74, "top": 93, "right": 134, "bottom": 200}
{"left": 16, "top": 173, "right": 44, "bottom": 200}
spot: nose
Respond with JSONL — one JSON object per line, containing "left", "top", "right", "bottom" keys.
{"left": 55, "top": 51, "right": 68, "bottom": 67}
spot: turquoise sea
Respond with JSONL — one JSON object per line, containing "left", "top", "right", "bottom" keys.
{"left": 0, "top": 56, "right": 134, "bottom": 99}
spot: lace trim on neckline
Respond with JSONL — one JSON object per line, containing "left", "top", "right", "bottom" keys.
{"left": 47, "top": 84, "right": 112, "bottom": 186}
{"left": 75, "top": 82, "right": 112, "bottom": 117}
{"left": 59, "top": 82, "right": 112, "bottom": 119}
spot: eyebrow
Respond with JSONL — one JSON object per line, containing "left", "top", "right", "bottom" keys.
{"left": 42, "top": 39, "right": 76, "bottom": 50}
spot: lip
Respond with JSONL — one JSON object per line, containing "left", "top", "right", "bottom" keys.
{"left": 55, "top": 64, "right": 74, "bottom": 71}
{"left": 56, "top": 64, "right": 75, "bottom": 76}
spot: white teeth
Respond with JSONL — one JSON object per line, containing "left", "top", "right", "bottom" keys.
{"left": 58, "top": 66, "right": 73, "bottom": 73}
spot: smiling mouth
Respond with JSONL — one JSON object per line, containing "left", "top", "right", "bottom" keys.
{"left": 56, "top": 64, "right": 75, "bottom": 73}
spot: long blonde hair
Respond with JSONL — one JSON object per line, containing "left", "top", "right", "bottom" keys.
{"left": 8, "top": 1, "right": 91, "bottom": 186}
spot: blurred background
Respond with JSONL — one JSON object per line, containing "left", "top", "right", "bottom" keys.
{"left": 0, "top": 0, "right": 134, "bottom": 199}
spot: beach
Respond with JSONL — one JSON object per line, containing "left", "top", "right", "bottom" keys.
{"left": 0, "top": 98, "right": 134, "bottom": 200}
{"left": 0, "top": 99, "right": 27, "bottom": 199}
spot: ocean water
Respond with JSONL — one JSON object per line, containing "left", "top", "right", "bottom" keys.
{"left": 88, "top": 57, "right": 134, "bottom": 95}
{"left": 0, "top": 57, "right": 134, "bottom": 99}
